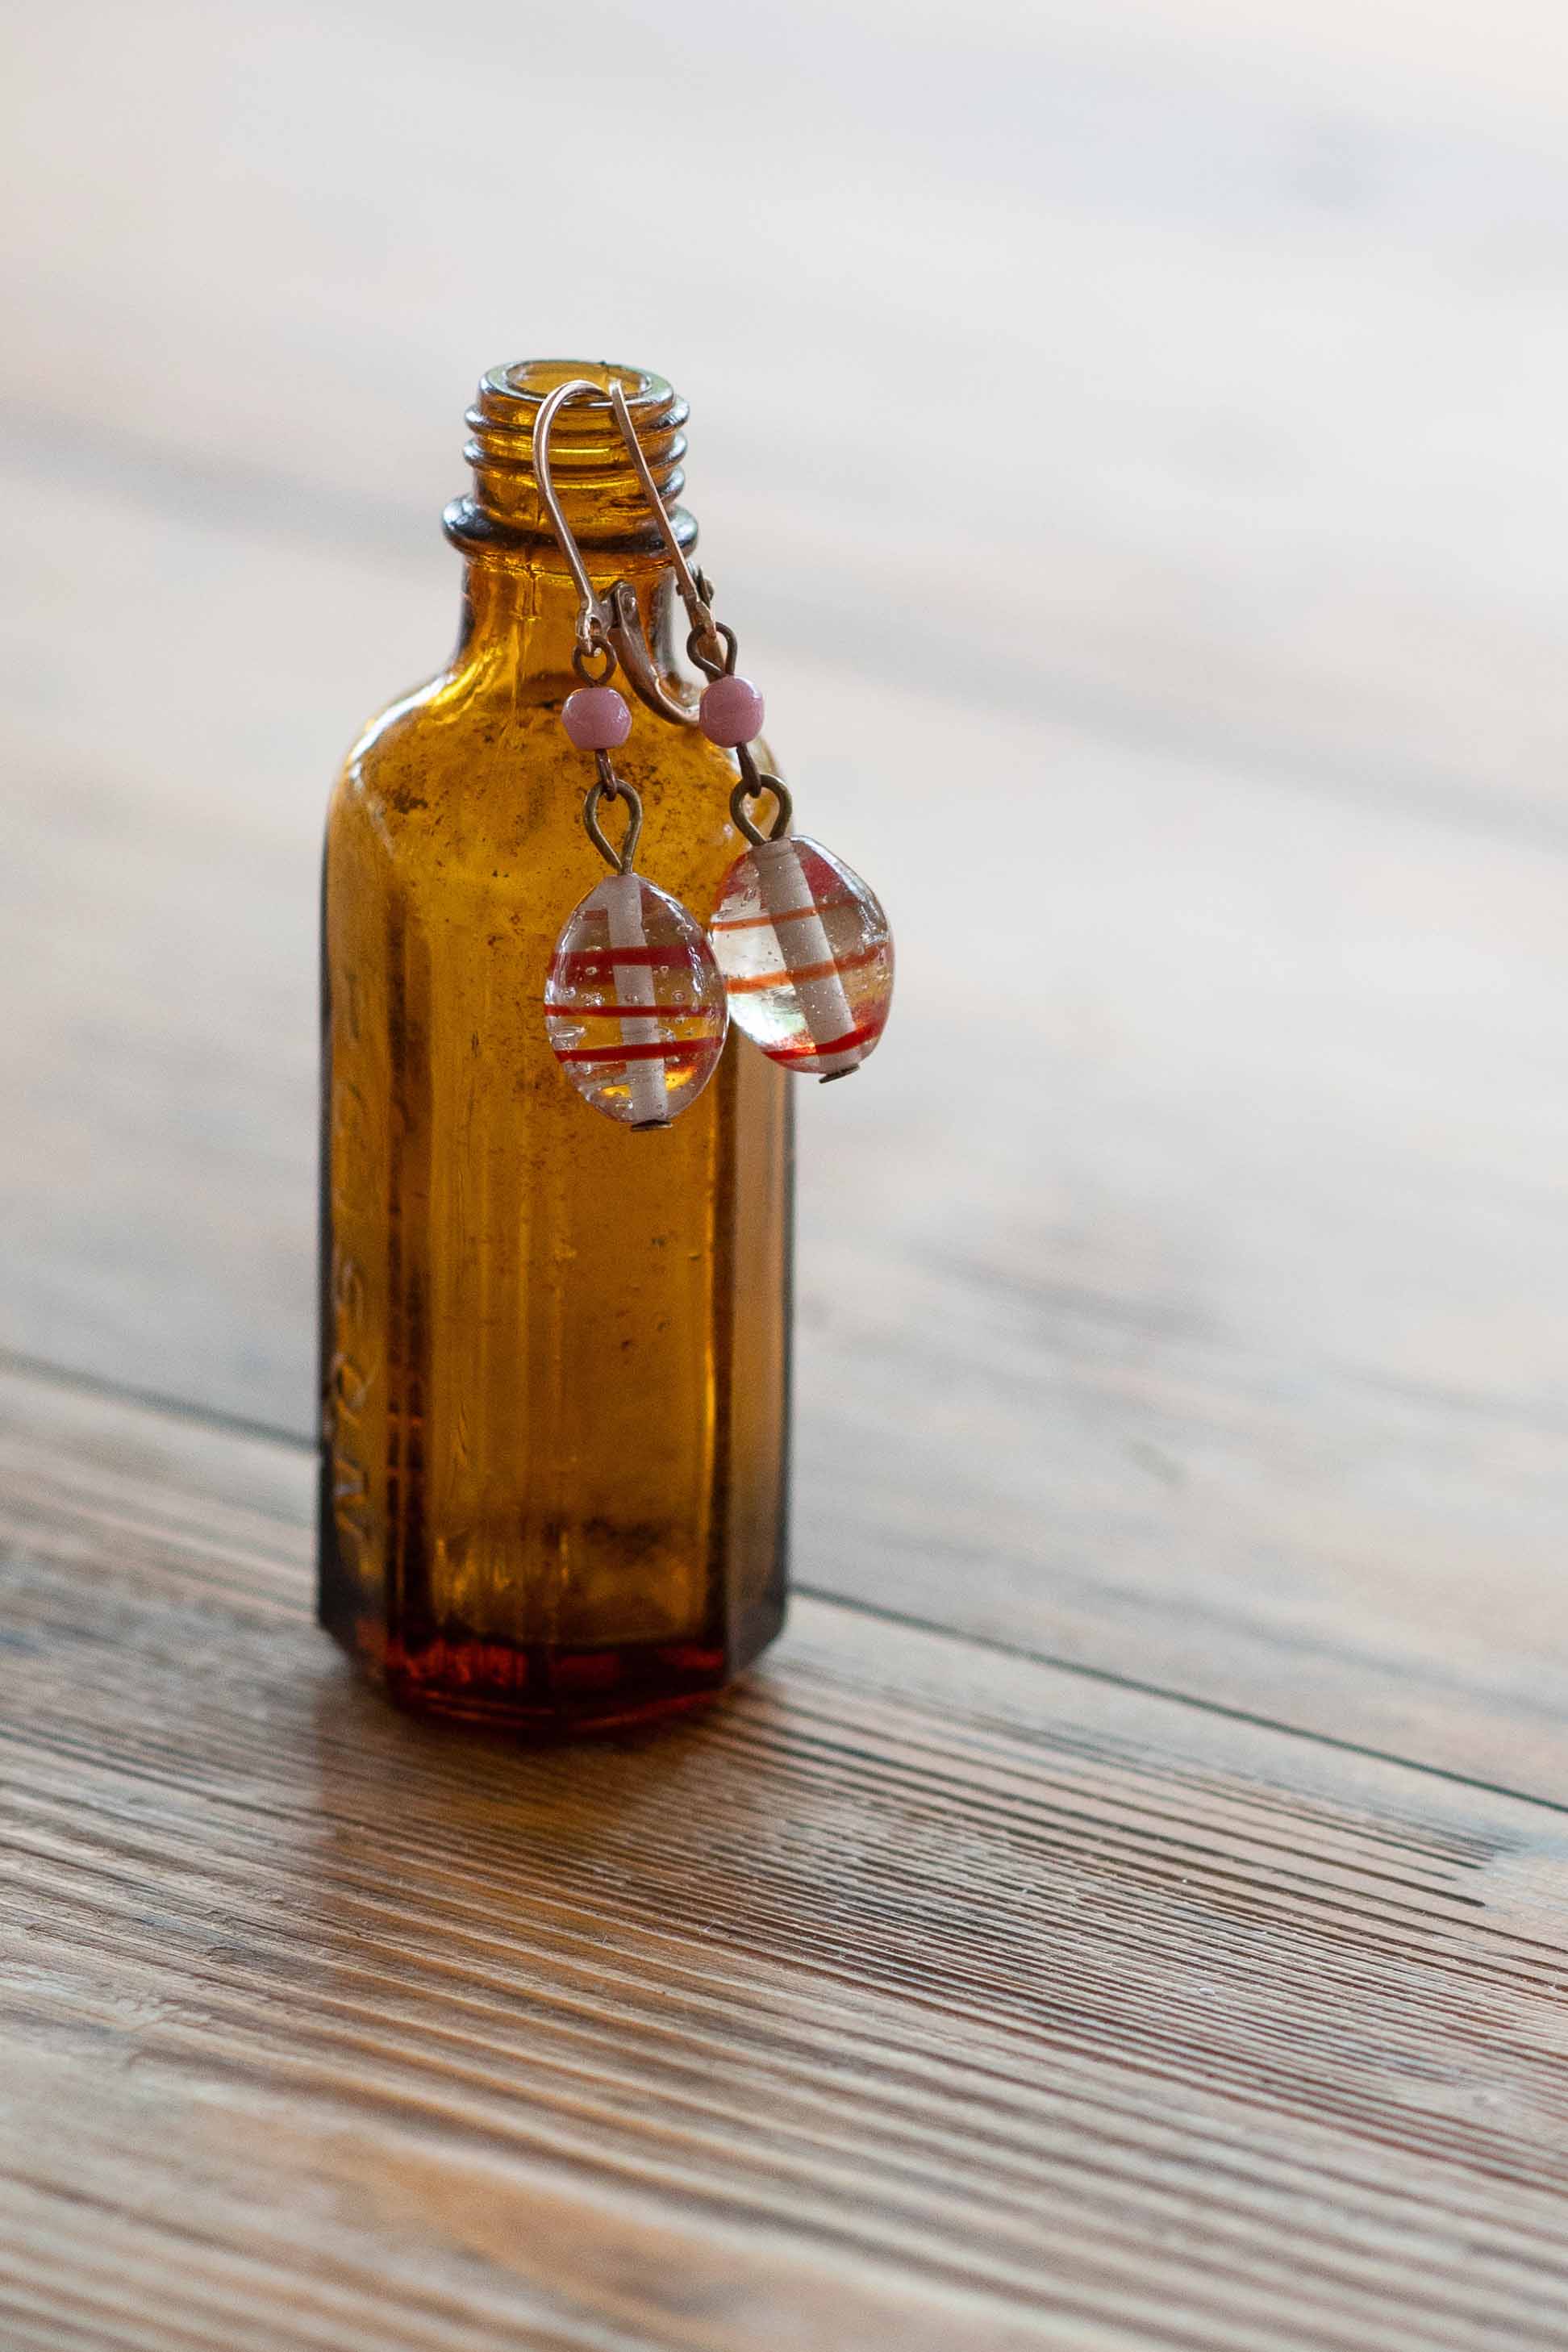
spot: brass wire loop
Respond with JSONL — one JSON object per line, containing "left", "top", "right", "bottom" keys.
{"left": 731, "top": 744, "right": 792, "bottom": 846}
{"left": 583, "top": 757, "right": 644, "bottom": 874}
{"left": 687, "top": 617, "right": 737, "bottom": 684}
{"left": 572, "top": 640, "right": 616, "bottom": 688}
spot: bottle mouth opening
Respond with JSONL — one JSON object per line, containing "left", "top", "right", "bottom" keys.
{"left": 452, "top": 357, "right": 694, "bottom": 557}
{"left": 495, "top": 358, "right": 668, "bottom": 414}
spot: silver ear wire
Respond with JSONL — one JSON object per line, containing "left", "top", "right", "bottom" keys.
{"left": 607, "top": 381, "right": 726, "bottom": 678}
{"left": 531, "top": 378, "right": 615, "bottom": 668}
{"left": 530, "top": 378, "right": 701, "bottom": 728}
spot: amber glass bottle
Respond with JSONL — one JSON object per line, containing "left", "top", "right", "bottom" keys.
{"left": 318, "top": 361, "right": 792, "bottom": 1730}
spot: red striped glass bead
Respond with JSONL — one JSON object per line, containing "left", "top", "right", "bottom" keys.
{"left": 545, "top": 874, "right": 728, "bottom": 1128}
{"left": 708, "top": 836, "right": 893, "bottom": 1079}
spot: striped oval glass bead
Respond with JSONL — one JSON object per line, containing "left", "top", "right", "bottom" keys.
{"left": 708, "top": 836, "right": 893, "bottom": 1079}
{"left": 544, "top": 874, "right": 728, "bottom": 1128}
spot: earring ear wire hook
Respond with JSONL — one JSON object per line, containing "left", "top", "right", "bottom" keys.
{"left": 531, "top": 378, "right": 702, "bottom": 728}
{"left": 607, "top": 381, "right": 724, "bottom": 671}
{"left": 531, "top": 378, "right": 612, "bottom": 661}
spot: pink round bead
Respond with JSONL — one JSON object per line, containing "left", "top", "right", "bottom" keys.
{"left": 699, "top": 674, "right": 765, "bottom": 749}
{"left": 561, "top": 686, "right": 632, "bottom": 751}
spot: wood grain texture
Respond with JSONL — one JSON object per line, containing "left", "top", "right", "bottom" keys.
{"left": 5, "top": 1360, "right": 1568, "bottom": 2351}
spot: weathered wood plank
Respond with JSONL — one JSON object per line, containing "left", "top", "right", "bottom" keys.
{"left": 2, "top": 445, "right": 1565, "bottom": 1791}
{"left": 3, "top": 1364, "right": 1568, "bottom": 2349}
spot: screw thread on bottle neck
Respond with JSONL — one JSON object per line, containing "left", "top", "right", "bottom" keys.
{"left": 445, "top": 359, "right": 696, "bottom": 562}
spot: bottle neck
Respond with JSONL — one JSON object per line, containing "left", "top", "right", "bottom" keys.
{"left": 443, "top": 359, "right": 696, "bottom": 689}
{"left": 449, "top": 549, "right": 688, "bottom": 689}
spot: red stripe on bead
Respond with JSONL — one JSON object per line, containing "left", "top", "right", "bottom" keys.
{"left": 767, "top": 1016, "right": 886, "bottom": 1062}
{"left": 552, "top": 945, "right": 698, "bottom": 972}
{"left": 551, "top": 1038, "right": 717, "bottom": 1065}
{"left": 709, "top": 898, "right": 858, "bottom": 933}
{"left": 723, "top": 941, "right": 886, "bottom": 994}
{"left": 545, "top": 1001, "right": 707, "bottom": 1017}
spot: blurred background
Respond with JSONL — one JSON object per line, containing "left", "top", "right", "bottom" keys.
{"left": 4, "top": 0, "right": 1565, "bottom": 1766}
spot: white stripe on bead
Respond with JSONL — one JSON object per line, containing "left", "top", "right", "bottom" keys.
{"left": 751, "top": 840, "right": 864, "bottom": 1076}
{"left": 604, "top": 871, "right": 672, "bottom": 1126}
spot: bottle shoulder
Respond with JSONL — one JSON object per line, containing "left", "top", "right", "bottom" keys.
{"left": 330, "top": 669, "right": 456, "bottom": 819}
{"left": 327, "top": 663, "right": 763, "bottom": 903}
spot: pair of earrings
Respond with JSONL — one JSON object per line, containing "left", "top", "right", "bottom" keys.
{"left": 532, "top": 379, "right": 895, "bottom": 1131}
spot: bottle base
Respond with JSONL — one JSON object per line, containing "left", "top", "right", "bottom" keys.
{"left": 325, "top": 1612, "right": 784, "bottom": 1738}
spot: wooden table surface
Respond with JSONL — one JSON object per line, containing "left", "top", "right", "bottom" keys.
{"left": 4, "top": 3, "right": 1567, "bottom": 2345}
